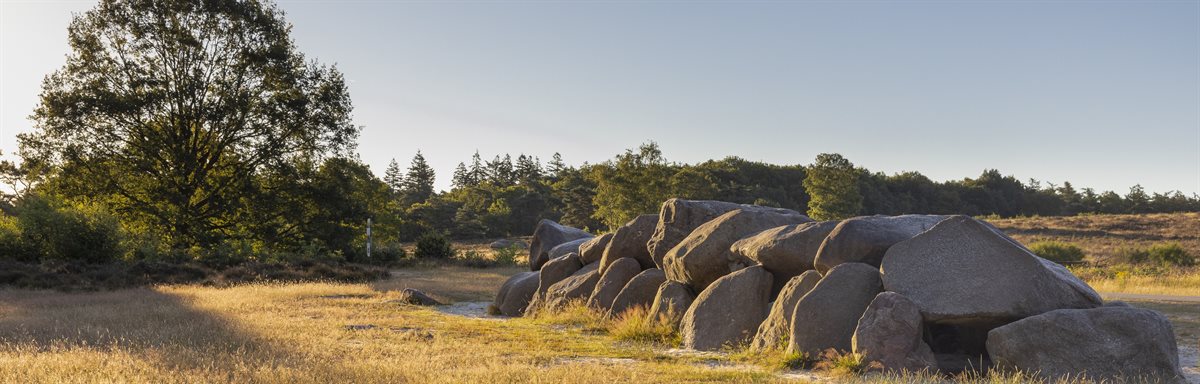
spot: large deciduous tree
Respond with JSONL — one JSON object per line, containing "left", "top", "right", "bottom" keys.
{"left": 20, "top": 0, "right": 358, "bottom": 248}
{"left": 803, "top": 153, "right": 862, "bottom": 221}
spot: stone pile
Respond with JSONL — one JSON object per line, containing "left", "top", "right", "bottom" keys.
{"left": 489, "top": 199, "right": 1185, "bottom": 382}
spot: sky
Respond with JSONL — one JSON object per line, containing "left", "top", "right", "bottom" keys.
{"left": 1, "top": 0, "right": 1198, "bottom": 195}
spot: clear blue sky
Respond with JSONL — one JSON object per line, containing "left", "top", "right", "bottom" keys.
{"left": 2, "top": 0, "right": 1198, "bottom": 194}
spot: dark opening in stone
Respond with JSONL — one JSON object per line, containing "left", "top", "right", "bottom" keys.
{"left": 923, "top": 319, "right": 1011, "bottom": 375}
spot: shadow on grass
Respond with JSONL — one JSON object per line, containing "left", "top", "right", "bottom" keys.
{"left": 0, "top": 287, "right": 295, "bottom": 373}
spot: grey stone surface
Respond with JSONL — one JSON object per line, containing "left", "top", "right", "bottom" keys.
{"left": 681, "top": 266, "right": 773, "bottom": 351}
{"left": 852, "top": 292, "right": 937, "bottom": 373}
{"left": 881, "top": 215, "right": 1102, "bottom": 322}
{"left": 813, "top": 215, "right": 946, "bottom": 273}
{"left": 987, "top": 306, "right": 1184, "bottom": 382}
{"left": 788, "top": 262, "right": 882, "bottom": 356}
{"left": 587, "top": 257, "right": 642, "bottom": 311}
{"left": 751, "top": 270, "right": 822, "bottom": 351}
{"left": 600, "top": 214, "right": 659, "bottom": 272}
{"left": 529, "top": 219, "right": 592, "bottom": 271}
{"left": 731, "top": 221, "right": 838, "bottom": 295}
{"left": 609, "top": 269, "right": 668, "bottom": 317}
{"left": 662, "top": 209, "right": 812, "bottom": 293}
{"left": 647, "top": 199, "right": 809, "bottom": 268}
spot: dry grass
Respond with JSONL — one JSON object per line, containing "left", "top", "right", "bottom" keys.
{"left": 607, "top": 306, "right": 681, "bottom": 346}
{"left": 1074, "top": 266, "right": 1200, "bottom": 296}
{"left": 0, "top": 267, "right": 784, "bottom": 383}
{"left": 987, "top": 212, "right": 1200, "bottom": 263}
{"left": 987, "top": 212, "right": 1200, "bottom": 297}
{"left": 0, "top": 266, "right": 1193, "bottom": 383}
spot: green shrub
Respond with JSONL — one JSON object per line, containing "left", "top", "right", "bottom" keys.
{"left": 492, "top": 245, "right": 522, "bottom": 266}
{"left": 1027, "top": 241, "right": 1085, "bottom": 263}
{"left": 414, "top": 233, "right": 453, "bottom": 259}
{"left": 1115, "top": 246, "right": 1152, "bottom": 264}
{"left": 18, "top": 196, "right": 122, "bottom": 264}
{"left": 366, "top": 244, "right": 406, "bottom": 266}
{"left": 1146, "top": 243, "right": 1194, "bottom": 267}
{"left": 0, "top": 215, "right": 33, "bottom": 262}
{"left": 455, "top": 249, "right": 494, "bottom": 268}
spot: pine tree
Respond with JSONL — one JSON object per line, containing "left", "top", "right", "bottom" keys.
{"left": 468, "top": 151, "right": 487, "bottom": 185}
{"left": 451, "top": 162, "right": 471, "bottom": 189}
{"left": 487, "top": 154, "right": 515, "bottom": 186}
{"left": 401, "top": 151, "right": 436, "bottom": 206}
{"left": 384, "top": 159, "right": 404, "bottom": 193}
{"left": 547, "top": 152, "right": 566, "bottom": 179}
{"left": 515, "top": 154, "right": 542, "bottom": 184}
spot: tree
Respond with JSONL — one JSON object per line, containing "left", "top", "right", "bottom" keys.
{"left": 591, "top": 142, "right": 674, "bottom": 229}
{"left": 383, "top": 159, "right": 404, "bottom": 193}
{"left": 19, "top": 0, "right": 357, "bottom": 248}
{"left": 451, "top": 162, "right": 471, "bottom": 189}
{"left": 803, "top": 153, "right": 862, "bottom": 221}
{"left": 468, "top": 151, "right": 487, "bottom": 185}
{"left": 1126, "top": 184, "right": 1151, "bottom": 213}
{"left": 487, "top": 154, "right": 515, "bottom": 186}
{"left": 401, "top": 151, "right": 436, "bottom": 206}
{"left": 547, "top": 152, "right": 566, "bottom": 179}
{"left": 514, "top": 154, "right": 542, "bottom": 184}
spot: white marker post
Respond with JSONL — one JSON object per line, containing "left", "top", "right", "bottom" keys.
{"left": 366, "top": 217, "right": 373, "bottom": 260}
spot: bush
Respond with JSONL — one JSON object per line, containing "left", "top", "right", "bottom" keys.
{"left": 492, "top": 245, "right": 522, "bottom": 266}
{"left": 414, "top": 232, "right": 453, "bottom": 259}
{"left": 365, "top": 243, "right": 406, "bottom": 266}
{"left": 1146, "top": 243, "right": 1194, "bottom": 267}
{"left": 1027, "top": 241, "right": 1085, "bottom": 263}
{"left": 1115, "top": 246, "right": 1152, "bottom": 264}
{"left": 455, "top": 249, "right": 495, "bottom": 268}
{"left": 17, "top": 195, "right": 122, "bottom": 264}
{"left": 0, "top": 215, "right": 32, "bottom": 262}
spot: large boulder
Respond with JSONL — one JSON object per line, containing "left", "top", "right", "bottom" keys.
{"left": 789, "top": 262, "right": 882, "bottom": 356}
{"left": 529, "top": 219, "right": 592, "bottom": 270}
{"left": 548, "top": 237, "right": 591, "bottom": 262}
{"left": 881, "top": 215, "right": 1102, "bottom": 322}
{"left": 609, "top": 269, "right": 667, "bottom": 317}
{"left": 647, "top": 199, "right": 809, "bottom": 268}
{"left": 492, "top": 271, "right": 539, "bottom": 316}
{"left": 663, "top": 209, "right": 812, "bottom": 293}
{"left": 578, "top": 233, "right": 614, "bottom": 265}
{"left": 987, "top": 307, "right": 1183, "bottom": 382}
{"left": 852, "top": 292, "right": 937, "bottom": 373}
{"left": 681, "top": 266, "right": 773, "bottom": 351}
{"left": 587, "top": 257, "right": 642, "bottom": 311}
{"left": 647, "top": 280, "right": 695, "bottom": 329}
{"left": 731, "top": 221, "right": 838, "bottom": 295}
{"left": 534, "top": 253, "right": 583, "bottom": 299}
{"left": 600, "top": 214, "right": 659, "bottom": 272}
{"left": 539, "top": 262, "right": 602, "bottom": 313}
{"left": 813, "top": 215, "right": 946, "bottom": 273}
{"left": 750, "top": 270, "right": 822, "bottom": 351}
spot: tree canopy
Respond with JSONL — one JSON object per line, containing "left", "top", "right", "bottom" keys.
{"left": 19, "top": 0, "right": 357, "bottom": 248}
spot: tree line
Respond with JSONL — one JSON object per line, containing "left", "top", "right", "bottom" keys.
{"left": 1, "top": 0, "right": 1195, "bottom": 267}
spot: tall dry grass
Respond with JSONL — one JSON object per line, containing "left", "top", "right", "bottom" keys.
{"left": 0, "top": 272, "right": 777, "bottom": 383}
{"left": 0, "top": 265, "right": 1193, "bottom": 383}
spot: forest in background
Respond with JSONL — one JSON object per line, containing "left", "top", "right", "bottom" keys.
{"left": 1, "top": 0, "right": 1197, "bottom": 270}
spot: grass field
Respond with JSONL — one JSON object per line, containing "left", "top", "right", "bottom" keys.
{"left": 987, "top": 212, "right": 1200, "bottom": 297}
{"left": 1, "top": 266, "right": 1195, "bottom": 383}
{"left": 987, "top": 212, "right": 1200, "bottom": 263}
{"left": 1, "top": 213, "right": 1197, "bottom": 383}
